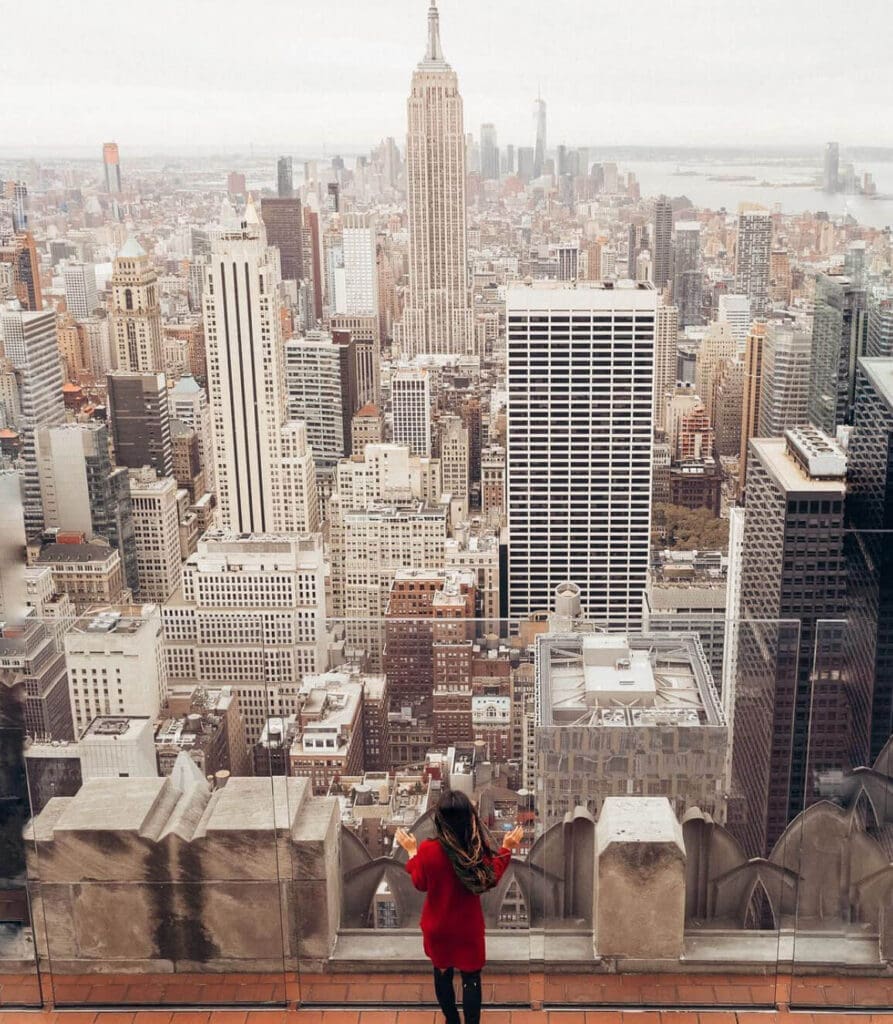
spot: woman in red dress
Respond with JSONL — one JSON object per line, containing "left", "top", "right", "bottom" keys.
{"left": 396, "top": 791, "right": 523, "bottom": 1024}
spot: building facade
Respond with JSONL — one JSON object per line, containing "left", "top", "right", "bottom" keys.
{"left": 506, "top": 282, "right": 655, "bottom": 628}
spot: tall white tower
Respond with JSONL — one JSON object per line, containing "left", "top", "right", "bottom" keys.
{"left": 399, "top": 1, "right": 473, "bottom": 357}
{"left": 110, "top": 238, "right": 164, "bottom": 372}
{"left": 341, "top": 213, "right": 379, "bottom": 317}
{"left": 1, "top": 304, "right": 65, "bottom": 538}
{"left": 203, "top": 200, "right": 318, "bottom": 535}
{"left": 63, "top": 263, "right": 99, "bottom": 320}
{"left": 506, "top": 281, "right": 657, "bottom": 628}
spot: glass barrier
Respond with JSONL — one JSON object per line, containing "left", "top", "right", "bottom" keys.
{"left": 785, "top": 528, "right": 893, "bottom": 1009}
{"left": 5, "top": 600, "right": 893, "bottom": 1011}
{"left": 1, "top": 666, "right": 42, "bottom": 1008}
{"left": 536, "top": 616, "right": 797, "bottom": 1008}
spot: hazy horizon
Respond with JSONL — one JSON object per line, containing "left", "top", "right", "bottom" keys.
{"left": 5, "top": 0, "right": 893, "bottom": 152}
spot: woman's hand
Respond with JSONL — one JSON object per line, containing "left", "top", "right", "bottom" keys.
{"left": 503, "top": 825, "right": 524, "bottom": 851}
{"left": 395, "top": 828, "right": 418, "bottom": 858}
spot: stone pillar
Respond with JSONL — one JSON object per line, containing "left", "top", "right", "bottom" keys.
{"left": 593, "top": 796, "right": 685, "bottom": 959}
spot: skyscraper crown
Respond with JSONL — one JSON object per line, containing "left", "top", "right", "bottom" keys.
{"left": 419, "top": 0, "right": 449, "bottom": 69}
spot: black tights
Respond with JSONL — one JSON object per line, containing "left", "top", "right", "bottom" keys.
{"left": 432, "top": 966, "right": 481, "bottom": 1024}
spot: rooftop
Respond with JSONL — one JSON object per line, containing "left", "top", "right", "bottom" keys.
{"left": 751, "top": 435, "right": 847, "bottom": 495}
{"left": 81, "top": 716, "right": 152, "bottom": 740}
{"left": 537, "top": 631, "right": 724, "bottom": 729}
{"left": 70, "top": 606, "right": 156, "bottom": 636}
{"left": 37, "top": 542, "right": 119, "bottom": 565}
{"left": 859, "top": 356, "right": 893, "bottom": 411}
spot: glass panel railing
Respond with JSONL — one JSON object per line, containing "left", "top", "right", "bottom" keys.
{"left": 300, "top": 616, "right": 532, "bottom": 1010}
{"left": 786, "top": 529, "right": 893, "bottom": 1010}
{"left": 8, "top": 603, "right": 893, "bottom": 1011}
{"left": 17, "top": 611, "right": 290, "bottom": 1008}
{"left": 1, "top": 668, "right": 43, "bottom": 1008}
{"left": 536, "top": 616, "right": 798, "bottom": 1008}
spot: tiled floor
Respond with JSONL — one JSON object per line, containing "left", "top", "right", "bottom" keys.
{"left": 3, "top": 1011, "right": 893, "bottom": 1023}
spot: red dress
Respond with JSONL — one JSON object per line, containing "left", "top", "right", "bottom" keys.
{"left": 405, "top": 837, "right": 512, "bottom": 973}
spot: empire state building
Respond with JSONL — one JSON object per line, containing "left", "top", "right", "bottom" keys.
{"left": 398, "top": 1, "right": 474, "bottom": 357}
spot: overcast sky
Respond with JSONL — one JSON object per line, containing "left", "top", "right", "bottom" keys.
{"left": 5, "top": 0, "right": 892, "bottom": 153}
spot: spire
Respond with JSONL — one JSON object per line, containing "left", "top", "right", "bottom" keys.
{"left": 420, "top": 0, "right": 448, "bottom": 68}
{"left": 244, "top": 193, "right": 260, "bottom": 226}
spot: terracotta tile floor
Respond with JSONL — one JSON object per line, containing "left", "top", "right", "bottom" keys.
{"left": 3, "top": 1011, "right": 893, "bottom": 1023}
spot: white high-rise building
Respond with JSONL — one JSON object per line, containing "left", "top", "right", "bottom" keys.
{"left": 696, "top": 320, "right": 738, "bottom": 422}
{"left": 65, "top": 605, "right": 167, "bottom": 737}
{"left": 330, "top": 503, "right": 447, "bottom": 652}
{"left": 392, "top": 367, "right": 432, "bottom": 456}
{"left": 332, "top": 443, "right": 442, "bottom": 512}
{"left": 734, "top": 208, "right": 772, "bottom": 318}
{"left": 162, "top": 533, "right": 327, "bottom": 743}
{"left": 758, "top": 324, "right": 812, "bottom": 437}
{"left": 718, "top": 293, "right": 751, "bottom": 344}
{"left": 506, "top": 281, "right": 656, "bottom": 627}
{"left": 0, "top": 470, "right": 27, "bottom": 622}
{"left": 203, "top": 200, "right": 318, "bottom": 534}
{"left": 284, "top": 332, "right": 349, "bottom": 463}
{"left": 653, "top": 304, "right": 679, "bottom": 434}
{"left": 110, "top": 238, "right": 164, "bottom": 372}
{"left": 169, "top": 374, "right": 215, "bottom": 493}
{"left": 1, "top": 304, "right": 65, "bottom": 538}
{"left": 129, "top": 469, "right": 182, "bottom": 604}
{"left": 341, "top": 213, "right": 379, "bottom": 317}
{"left": 63, "top": 263, "right": 99, "bottom": 320}
{"left": 81, "top": 316, "right": 113, "bottom": 376}
{"left": 398, "top": 1, "right": 474, "bottom": 357}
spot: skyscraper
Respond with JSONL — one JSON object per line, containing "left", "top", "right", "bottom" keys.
{"left": 400, "top": 1, "right": 473, "bottom": 357}
{"left": 277, "top": 155, "right": 294, "bottom": 198}
{"left": 163, "top": 533, "right": 327, "bottom": 743}
{"left": 672, "top": 221, "right": 702, "bottom": 327}
{"left": 739, "top": 322, "right": 767, "bottom": 496}
{"left": 732, "top": 427, "right": 848, "bottom": 856}
{"left": 260, "top": 197, "right": 305, "bottom": 283}
{"left": 480, "top": 123, "right": 499, "bottom": 180}
{"left": 103, "top": 142, "right": 121, "bottom": 194}
{"left": 734, "top": 207, "right": 772, "bottom": 317}
{"left": 63, "top": 263, "right": 99, "bottom": 320}
{"left": 1, "top": 305, "right": 65, "bottom": 537}
{"left": 847, "top": 358, "right": 893, "bottom": 762}
{"left": 392, "top": 368, "right": 433, "bottom": 457}
{"left": 170, "top": 374, "right": 215, "bottom": 494}
{"left": 506, "top": 281, "right": 656, "bottom": 627}
{"left": 36, "top": 422, "right": 138, "bottom": 595}
{"left": 128, "top": 469, "right": 182, "bottom": 603}
{"left": 110, "top": 237, "right": 163, "bottom": 372}
{"left": 0, "top": 232, "right": 43, "bottom": 310}
{"left": 718, "top": 293, "right": 752, "bottom": 343}
{"left": 341, "top": 213, "right": 379, "bottom": 317}
{"left": 867, "top": 293, "right": 893, "bottom": 358}
{"left": 807, "top": 273, "right": 868, "bottom": 436}
{"left": 652, "top": 196, "right": 673, "bottom": 292}
{"left": 533, "top": 95, "right": 547, "bottom": 179}
{"left": 696, "top": 320, "right": 737, "bottom": 423}
{"left": 107, "top": 372, "right": 173, "bottom": 478}
{"left": 204, "top": 200, "right": 318, "bottom": 535}
{"left": 284, "top": 331, "right": 358, "bottom": 463}
{"left": 823, "top": 142, "right": 840, "bottom": 193}
{"left": 758, "top": 324, "right": 812, "bottom": 437}
{"left": 653, "top": 304, "right": 679, "bottom": 434}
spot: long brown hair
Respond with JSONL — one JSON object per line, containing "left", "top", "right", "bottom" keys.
{"left": 434, "top": 790, "right": 499, "bottom": 894}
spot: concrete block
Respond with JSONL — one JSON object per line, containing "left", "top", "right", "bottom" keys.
{"left": 594, "top": 796, "right": 685, "bottom": 960}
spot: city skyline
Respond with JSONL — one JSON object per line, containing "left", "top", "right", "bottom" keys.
{"left": 5, "top": 0, "right": 893, "bottom": 151}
